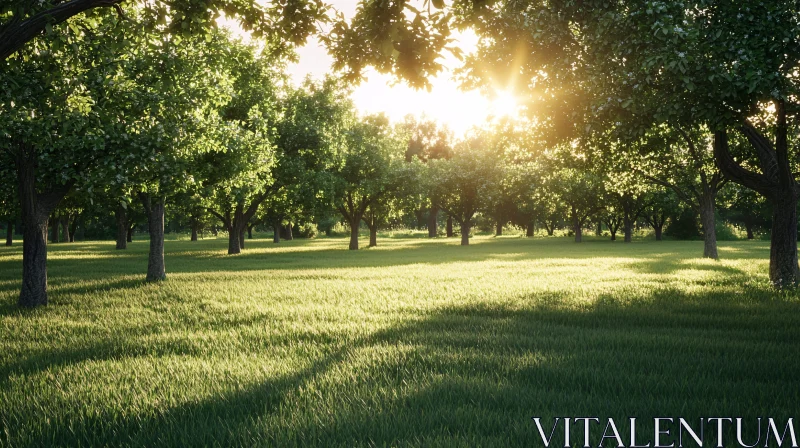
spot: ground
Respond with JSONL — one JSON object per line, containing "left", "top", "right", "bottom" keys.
{"left": 1, "top": 234, "right": 798, "bottom": 447}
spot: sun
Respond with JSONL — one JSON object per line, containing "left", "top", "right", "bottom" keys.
{"left": 490, "top": 89, "right": 520, "bottom": 118}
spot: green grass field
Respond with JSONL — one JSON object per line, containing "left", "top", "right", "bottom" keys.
{"left": 1, "top": 234, "right": 799, "bottom": 447}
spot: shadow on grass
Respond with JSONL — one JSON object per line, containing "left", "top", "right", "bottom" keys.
{"left": 7, "top": 288, "right": 799, "bottom": 446}
{"left": 1, "top": 238, "right": 766, "bottom": 285}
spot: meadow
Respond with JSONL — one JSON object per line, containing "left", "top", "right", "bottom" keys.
{"left": 1, "top": 234, "right": 799, "bottom": 447}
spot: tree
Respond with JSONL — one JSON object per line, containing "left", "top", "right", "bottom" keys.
{"left": 362, "top": 159, "right": 420, "bottom": 247}
{"left": 506, "top": 161, "right": 546, "bottom": 238}
{"left": 0, "top": 13, "right": 114, "bottom": 306}
{"left": 644, "top": 190, "right": 680, "bottom": 242}
{"left": 2, "top": 0, "right": 329, "bottom": 306}
{"left": 720, "top": 183, "right": 770, "bottom": 241}
{"left": 0, "top": 0, "right": 327, "bottom": 62}
{"left": 0, "top": 162, "right": 18, "bottom": 246}
{"left": 604, "top": 159, "right": 653, "bottom": 243}
{"left": 427, "top": 136, "right": 502, "bottom": 246}
{"left": 198, "top": 40, "right": 282, "bottom": 255}
{"left": 201, "top": 116, "right": 276, "bottom": 254}
{"left": 328, "top": 114, "right": 405, "bottom": 251}
{"left": 550, "top": 167, "right": 605, "bottom": 243}
{"left": 635, "top": 129, "right": 727, "bottom": 257}
{"left": 104, "top": 27, "right": 236, "bottom": 278}
{"left": 263, "top": 78, "right": 355, "bottom": 245}
{"left": 332, "top": 1, "right": 800, "bottom": 287}
{"left": 397, "top": 116, "right": 453, "bottom": 237}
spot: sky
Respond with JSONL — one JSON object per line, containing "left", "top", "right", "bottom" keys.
{"left": 284, "top": 0, "right": 517, "bottom": 136}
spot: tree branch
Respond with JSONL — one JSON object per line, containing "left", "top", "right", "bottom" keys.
{"left": 740, "top": 121, "right": 779, "bottom": 184}
{"left": 713, "top": 129, "right": 775, "bottom": 198}
{"left": 1, "top": 0, "right": 125, "bottom": 61}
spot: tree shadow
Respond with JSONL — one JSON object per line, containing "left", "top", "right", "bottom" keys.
{"left": 8, "top": 287, "right": 799, "bottom": 446}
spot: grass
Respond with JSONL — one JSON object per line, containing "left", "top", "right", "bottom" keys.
{"left": 0, "top": 234, "right": 798, "bottom": 447}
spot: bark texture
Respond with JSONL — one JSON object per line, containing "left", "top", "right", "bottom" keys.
{"left": 0, "top": 0, "right": 124, "bottom": 61}
{"left": 16, "top": 145, "right": 71, "bottom": 307}
{"left": 714, "top": 103, "right": 799, "bottom": 287}
{"left": 571, "top": 206, "right": 583, "bottom": 243}
{"left": 68, "top": 215, "right": 77, "bottom": 242}
{"left": 349, "top": 221, "right": 360, "bottom": 250}
{"left": 140, "top": 194, "right": 166, "bottom": 282}
{"left": 369, "top": 226, "right": 377, "bottom": 247}
{"left": 623, "top": 218, "right": 633, "bottom": 243}
{"left": 460, "top": 221, "right": 471, "bottom": 246}
{"left": 427, "top": 206, "right": 438, "bottom": 238}
{"left": 545, "top": 222, "right": 555, "bottom": 236}
{"left": 284, "top": 223, "right": 293, "bottom": 241}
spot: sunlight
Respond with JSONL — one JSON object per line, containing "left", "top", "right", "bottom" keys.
{"left": 490, "top": 89, "right": 519, "bottom": 118}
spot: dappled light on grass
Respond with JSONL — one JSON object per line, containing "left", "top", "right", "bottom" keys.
{"left": 0, "top": 235, "right": 798, "bottom": 446}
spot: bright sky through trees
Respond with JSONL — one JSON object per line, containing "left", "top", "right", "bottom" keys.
{"left": 285, "top": 0, "right": 519, "bottom": 136}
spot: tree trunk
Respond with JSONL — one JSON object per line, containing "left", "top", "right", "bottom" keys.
{"left": 126, "top": 225, "right": 133, "bottom": 242}
{"left": 545, "top": 222, "right": 555, "bottom": 236}
{"left": 224, "top": 204, "right": 250, "bottom": 255}
{"left": 247, "top": 225, "right": 253, "bottom": 239}
{"left": 20, "top": 214, "right": 50, "bottom": 307}
{"left": 595, "top": 221, "right": 602, "bottom": 236}
{"left": 526, "top": 221, "right": 534, "bottom": 238}
{"left": 460, "top": 220, "right": 471, "bottom": 246}
{"left": 415, "top": 207, "right": 426, "bottom": 230}
{"left": 654, "top": 224, "right": 663, "bottom": 241}
{"left": 142, "top": 195, "right": 166, "bottom": 282}
{"left": 745, "top": 222, "right": 754, "bottom": 240}
{"left": 714, "top": 106, "right": 800, "bottom": 288}
{"left": 369, "top": 225, "right": 377, "bottom": 247}
{"left": 572, "top": 208, "right": 582, "bottom": 243}
{"left": 427, "top": 206, "right": 438, "bottom": 238}
{"left": 227, "top": 224, "right": 241, "bottom": 254}
{"left": 273, "top": 221, "right": 280, "bottom": 243}
{"left": 349, "top": 219, "right": 360, "bottom": 250}
{"left": 60, "top": 215, "right": 70, "bottom": 243}
{"left": 5, "top": 221, "right": 12, "bottom": 246}
{"left": 115, "top": 204, "right": 128, "bottom": 250}
{"left": 16, "top": 148, "right": 69, "bottom": 307}
{"left": 284, "top": 223, "right": 293, "bottom": 241}
{"left": 623, "top": 217, "right": 633, "bottom": 243}
{"left": 699, "top": 190, "right": 718, "bottom": 259}
{"left": 50, "top": 215, "right": 59, "bottom": 244}
{"left": 495, "top": 220, "right": 503, "bottom": 236}
{"left": 446, "top": 216, "right": 453, "bottom": 237}
{"left": 769, "top": 188, "right": 800, "bottom": 288}
{"left": 68, "top": 215, "right": 77, "bottom": 242}
{"left": 190, "top": 225, "right": 198, "bottom": 242}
